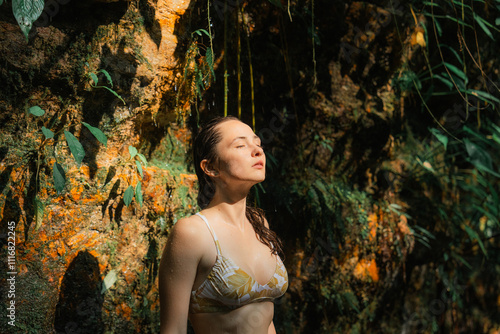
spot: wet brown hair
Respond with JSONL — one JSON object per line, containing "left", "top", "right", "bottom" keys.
{"left": 193, "top": 116, "right": 283, "bottom": 256}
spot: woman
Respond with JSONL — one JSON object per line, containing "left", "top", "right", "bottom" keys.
{"left": 159, "top": 116, "right": 288, "bottom": 334}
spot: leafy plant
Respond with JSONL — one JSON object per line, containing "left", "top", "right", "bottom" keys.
{"left": 175, "top": 28, "right": 215, "bottom": 121}
{"left": 387, "top": 1, "right": 500, "bottom": 327}
{"left": 89, "top": 69, "right": 126, "bottom": 105}
{"left": 11, "top": 0, "right": 44, "bottom": 39}
{"left": 121, "top": 145, "right": 148, "bottom": 207}
{"left": 28, "top": 105, "right": 108, "bottom": 229}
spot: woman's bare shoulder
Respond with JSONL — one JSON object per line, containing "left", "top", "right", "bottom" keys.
{"left": 166, "top": 214, "right": 209, "bottom": 250}
{"left": 162, "top": 216, "right": 211, "bottom": 268}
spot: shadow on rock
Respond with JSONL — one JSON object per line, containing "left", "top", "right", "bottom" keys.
{"left": 54, "top": 250, "right": 104, "bottom": 334}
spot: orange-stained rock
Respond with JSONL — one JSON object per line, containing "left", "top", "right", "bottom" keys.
{"left": 66, "top": 231, "right": 88, "bottom": 249}
{"left": 0, "top": 3, "right": 201, "bottom": 328}
{"left": 367, "top": 212, "right": 378, "bottom": 241}
{"left": 118, "top": 302, "right": 133, "bottom": 320}
{"left": 180, "top": 173, "right": 197, "bottom": 188}
{"left": 57, "top": 241, "right": 67, "bottom": 257}
{"left": 122, "top": 269, "right": 136, "bottom": 285}
{"left": 353, "top": 258, "right": 379, "bottom": 282}
{"left": 19, "top": 263, "right": 28, "bottom": 275}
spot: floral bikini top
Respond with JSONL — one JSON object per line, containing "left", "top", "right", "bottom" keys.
{"left": 189, "top": 213, "right": 288, "bottom": 313}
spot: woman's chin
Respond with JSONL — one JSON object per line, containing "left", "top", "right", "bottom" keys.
{"left": 254, "top": 176, "right": 266, "bottom": 184}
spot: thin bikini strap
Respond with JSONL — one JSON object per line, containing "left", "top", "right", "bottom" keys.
{"left": 196, "top": 213, "right": 221, "bottom": 255}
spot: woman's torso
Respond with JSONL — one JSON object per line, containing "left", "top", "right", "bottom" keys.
{"left": 189, "top": 300, "right": 274, "bottom": 334}
{"left": 188, "top": 211, "right": 287, "bottom": 332}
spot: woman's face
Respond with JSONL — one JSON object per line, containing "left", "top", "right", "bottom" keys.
{"left": 211, "top": 119, "right": 265, "bottom": 185}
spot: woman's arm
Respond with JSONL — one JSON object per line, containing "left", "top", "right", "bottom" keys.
{"left": 159, "top": 217, "right": 203, "bottom": 334}
{"left": 268, "top": 321, "right": 277, "bottom": 334}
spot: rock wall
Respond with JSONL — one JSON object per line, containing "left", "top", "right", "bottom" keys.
{"left": 0, "top": 0, "right": 197, "bottom": 332}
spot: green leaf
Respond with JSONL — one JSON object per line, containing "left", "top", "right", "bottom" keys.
{"left": 439, "top": 44, "right": 463, "bottom": 65}
{"left": 412, "top": 76, "right": 422, "bottom": 90}
{"left": 101, "top": 269, "right": 118, "bottom": 294}
{"left": 29, "top": 106, "right": 45, "bottom": 116}
{"left": 312, "top": 179, "right": 334, "bottom": 211}
{"left": 101, "top": 86, "right": 126, "bottom": 105}
{"left": 99, "top": 69, "right": 113, "bottom": 87}
{"left": 491, "top": 123, "right": 500, "bottom": 135}
{"left": 12, "top": 0, "right": 44, "bottom": 40}
{"left": 452, "top": 252, "right": 472, "bottom": 269}
{"left": 451, "top": 0, "right": 472, "bottom": 11}
{"left": 429, "top": 128, "right": 448, "bottom": 150}
{"left": 463, "top": 126, "right": 491, "bottom": 145}
{"left": 34, "top": 196, "right": 44, "bottom": 231}
{"left": 388, "top": 203, "right": 403, "bottom": 216}
{"left": 135, "top": 183, "right": 143, "bottom": 208}
{"left": 493, "top": 133, "right": 500, "bottom": 145}
{"left": 192, "top": 29, "right": 210, "bottom": 37}
{"left": 413, "top": 225, "right": 436, "bottom": 240}
{"left": 416, "top": 157, "right": 435, "bottom": 173}
{"left": 468, "top": 89, "right": 500, "bottom": 106}
{"left": 123, "top": 185, "right": 134, "bottom": 206}
{"left": 464, "top": 138, "right": 493, "bottom": 169}
{"left": 0, "top": 0, "right": 3, "bottom": 6}
{"left": 432, "top": 17, "right": 442, "bottom": 37}
{"left": 82, "top": 122, "right": 107, "bottom": 147}
{"left": 64, "top": 131, "right": 85, "bottom": 165}
{"left": 53, "top": 162, "right": 66, "bottom": 194}
{"left": 473, "top": 204, "right": 499, "bottom": 227}
{"left": 89, "top": 72, "right": 98, "bottom": 86}
{"left": 41, "top": 126, "right": 54, "bottom": 139}
{"left": 443, "top": 62, "right": 468, "bottom": 84}
{"left": 137, "top": 153, "right": 148, "bottom": 167}
{"left": 459, "top": 182, "right": 488, "bottom": 199}
{"left": 343, "top": 292, "right": 360, "bottom": 313}
{"left": 434, "top": 74, "right": 453, "bottom": 91}
{"left": 135, "top": 160, "right": 143, "bottom": 178}
{"left": 463, "top": 224, "right": 487, "bottom": 256}
{"left": 205, "top": 47, "right": 215, "bottom": 78}
{"left": 491, "top": 124, "right": 500, "bottom": 144}
{"left": 420, "top": 22, "right": 430, "bottom": 45}
{"left": 423, "top": 1, "right": 440, "bottom": 7}
{"left": 474, "top": 13, "right": 495, "bottom": 40}
{"left": 257, "top": 182, "right": 266, "bottom": 194}
{"left": 423, "top": 14, "right": 472, "bottom": 28}
{"left": 415, "top": 237, "right": 432, "bottom": 249}
{"left": 475, "top": 164, "right": 500, "bottom": 178}
{"left": 464, "top": 138, "right": 500, "bottom": 177}
{"left": 129, "top": 146, "right": 137, "bottom": 159}
{"left": 496, "top": 17, "right": 500, "bottom": 26}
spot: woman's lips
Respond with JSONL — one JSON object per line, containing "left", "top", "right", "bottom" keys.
{"left": 252, "top": 161, "right": 264, "bottom": 169}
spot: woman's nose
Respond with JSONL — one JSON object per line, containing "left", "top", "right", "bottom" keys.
{"left": 252, "top": 144, "right": 264, "bottom": 156}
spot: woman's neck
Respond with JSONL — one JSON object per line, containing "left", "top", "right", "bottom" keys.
{"left": 206, "top": 190, "right": 249, "bottom": 231}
